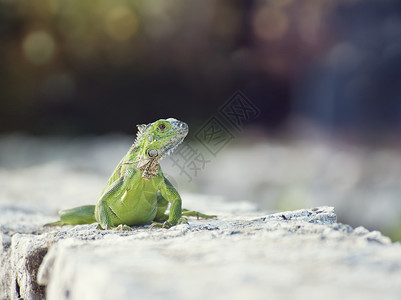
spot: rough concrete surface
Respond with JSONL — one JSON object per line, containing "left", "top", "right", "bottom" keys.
{"left": 2, "top": 204, "right": 401, "bottom": 300}
{"left": 1, "top": 136, "right": 401, "bottom": 299}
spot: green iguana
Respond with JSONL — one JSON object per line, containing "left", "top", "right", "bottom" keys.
{"left": 46, "top": 118, "right": 215, "bottom": 229}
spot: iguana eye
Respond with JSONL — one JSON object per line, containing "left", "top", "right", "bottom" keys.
{"left": 158, "top": 123, "right": 166, "bottom": 130}
{"left": 148, "top": 149, "right": 158, "bottom": 157}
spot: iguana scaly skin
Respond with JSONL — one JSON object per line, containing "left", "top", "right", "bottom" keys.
{"left": 45, "top": 118, "right": 215, "bottom": 229}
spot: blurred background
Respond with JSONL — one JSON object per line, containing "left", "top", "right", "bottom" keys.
{"left": 1, "top": 0, "right": 401, "bottom": 240}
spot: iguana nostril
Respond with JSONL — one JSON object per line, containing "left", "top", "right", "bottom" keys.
{"left": 180, "top": 122, "right": 188, "bottom": 130}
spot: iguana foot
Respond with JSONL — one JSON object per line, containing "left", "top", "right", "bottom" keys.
{"left": 150, "top": 217, "right": 189, "bottom": 229}
{"left": 150, "top": 221, "right": 171, "bottom": 229}
{"left": 96, "top": 224, "right": 112, "bottom": 230}
{"left": 115, "top": 224, "right": 132, "bottom": 231}
{"left": 178, "top": 216, "right": 188, "bottom": 224}
{"left": 149, "top": 222, "right": 160, "bottom": 229}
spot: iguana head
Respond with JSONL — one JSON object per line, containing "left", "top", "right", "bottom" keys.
{"left": 133, "top": 118, "right": 188, "bottom": 178}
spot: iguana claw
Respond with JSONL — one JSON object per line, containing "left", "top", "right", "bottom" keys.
{"left": 178, "top": 217, "right": 188, "bottom": 224}
{"left": 149, "top": 222, "right": 164, "bottom": 229}
{"left": 162, "top": 221, "right": 172, "bottom": 229}
{"left": 115, "top": 224, "right": 132, "bottom": 231}
{"left": 96, "top": 224, "right": 112, "bottom": 230}
{"left": 149, "top": 221, "right": 174, "bottom": 229}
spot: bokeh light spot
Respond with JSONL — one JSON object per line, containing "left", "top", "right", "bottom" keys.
{"left": 253, "top": 7, "right": 289, "bottom": 41}
{"left": 104, "top": 6, "right": 139, "bottom": 42}
{"left": 22, "top": 30, "right": 55, "bottom": 65}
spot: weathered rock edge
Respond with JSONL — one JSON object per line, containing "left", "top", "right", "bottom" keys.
{"left": 1, "top": 206, "right": 399, "bottom": 300}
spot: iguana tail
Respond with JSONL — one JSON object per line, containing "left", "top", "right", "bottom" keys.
{"left": 44, "top": 220, "right": 65, "bottom": 227}
{"left": 44, "top": 205, "right": 97, "bottom": 226}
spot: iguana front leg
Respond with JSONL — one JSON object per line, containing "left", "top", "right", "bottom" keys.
{"left": 150, "top": 177, "right": 187, "bottom": 229}
{"left": 150, "top": 177, "right": 217, "bottom": 228}
{"left": 95, "top": 169, "right": 135, "bottom": 229}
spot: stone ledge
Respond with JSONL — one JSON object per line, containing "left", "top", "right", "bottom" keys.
{"left": 1, "top": 206, "right": 401, "bottom": 300}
